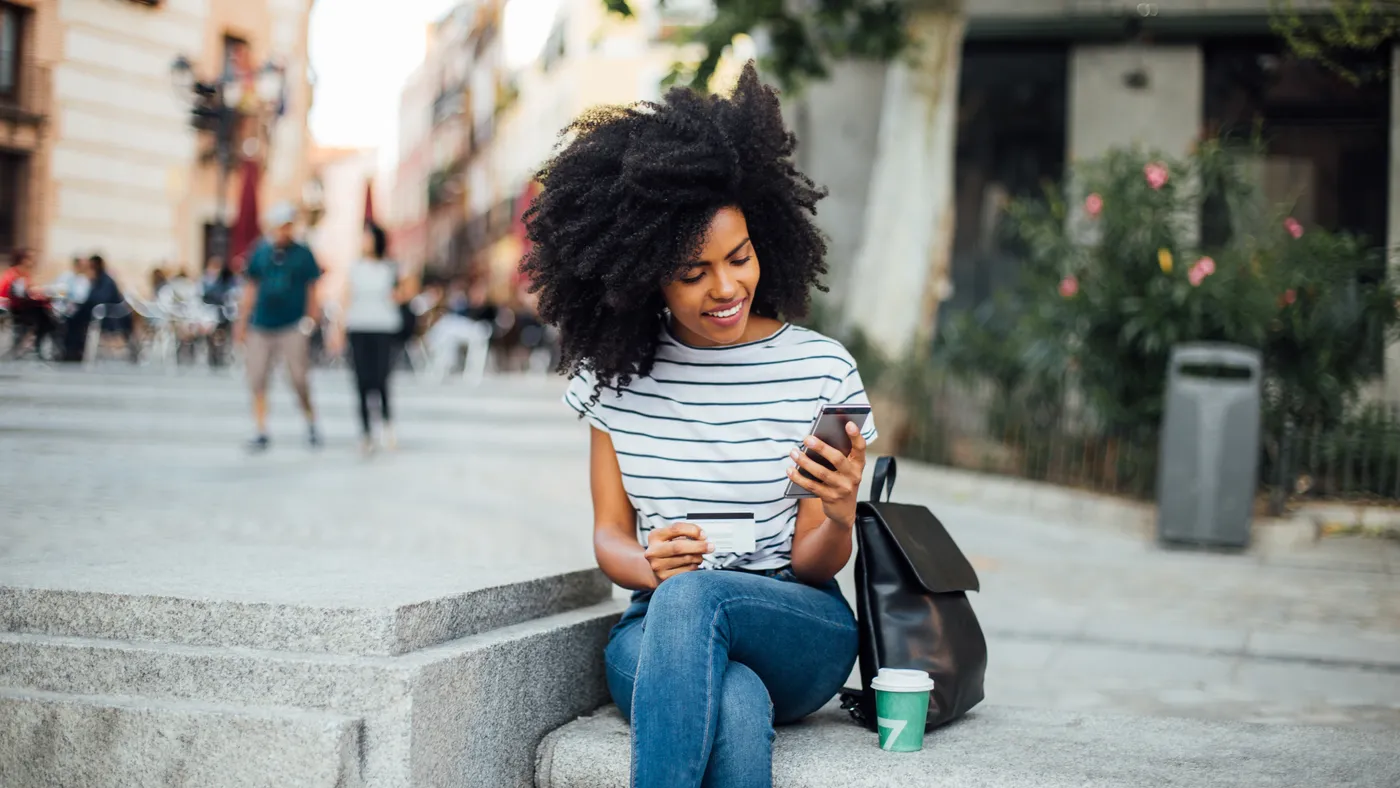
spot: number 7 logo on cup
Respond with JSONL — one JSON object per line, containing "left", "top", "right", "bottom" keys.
{"left": 877, "top": 717, "right": 907, "bottom": 751}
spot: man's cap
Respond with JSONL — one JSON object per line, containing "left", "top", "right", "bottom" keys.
{"left": 267, "top": 201, "right": 297, "bottom": 228}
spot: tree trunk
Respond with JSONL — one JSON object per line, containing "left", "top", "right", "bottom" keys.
{"left": 840, "top": 4, "right": 964, "bottom": 363}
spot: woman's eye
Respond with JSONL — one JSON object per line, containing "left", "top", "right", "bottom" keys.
{"left": 679, "top": 271, "right": 704, "bottom": 284}
{"left": 731, "top": 256, "right": 751, "bottom": 267}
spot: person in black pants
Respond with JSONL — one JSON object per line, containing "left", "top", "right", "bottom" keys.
{"left": 63, "top": 255, "right": 133, "bottom": 363}
{"left": 332, "top": 224, "right": 405, "bottom": 455}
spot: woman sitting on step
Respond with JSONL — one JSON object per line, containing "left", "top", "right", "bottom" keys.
{"left": 522, "top": 62, "right": 877, "bottom": 788}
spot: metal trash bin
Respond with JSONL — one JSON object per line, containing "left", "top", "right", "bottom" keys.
{"left": 1156, "top": 343, "right": 1262, "bottom": 548}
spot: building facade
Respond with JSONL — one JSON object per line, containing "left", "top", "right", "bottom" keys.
{"left": 388, "top": 0, "right": 727, "bottom": 295}
{"left": 305, "top": 144, "right": 375, "bottom": 299}
{"left": 0, "top": 0, "right": 313, "bottom": 291}
{"left": 388, "top": 57, "right": 434, "bottom": 274}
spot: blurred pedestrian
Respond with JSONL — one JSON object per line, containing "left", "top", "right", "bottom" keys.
{"left": 62, "top": 255, "right": 134, "bottom": 363}
{"left": 234, "top": 202, "right": 323, "bottom": 452}
{"left": 1, "top": 250, "right": 55, "bottom": 359}
{"left": 199, "top": 256, "right": 237, "bottom": 367}
{"left": 330, "top": 223, "right": 403, "bottom": 455}
{"left": 426, "top": 276, "right": 496, "bottom": 380}
{"left": 55, "top": 257, "right": 90, "bottom": 312}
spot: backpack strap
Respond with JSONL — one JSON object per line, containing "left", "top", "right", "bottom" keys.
{"left": 869, "top": 456, "right": 897, "bottom": 503}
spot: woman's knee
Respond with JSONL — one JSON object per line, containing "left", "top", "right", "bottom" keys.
{"left": 647, "top": 570, "right": 731, "bottom": 621}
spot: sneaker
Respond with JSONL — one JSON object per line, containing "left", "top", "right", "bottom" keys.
{"left": 359, "top": 435, "right": 375, "bottom": 457}
{"left": 247, "top": 434, "right": 271, "bottom": 453}
{"left": 308, "top": 426, "right": 322, "bottom": 449}
{"left": 380, "top": 424, "right": 397, "bottom": 452}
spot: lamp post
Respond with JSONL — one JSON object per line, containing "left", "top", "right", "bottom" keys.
{"left": 170, "top": 54, "right": 286, "bottom": 263}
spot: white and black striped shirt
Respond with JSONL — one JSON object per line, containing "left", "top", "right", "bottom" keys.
{"left": 565, "top": 323, "right": 877, "bottom": 571}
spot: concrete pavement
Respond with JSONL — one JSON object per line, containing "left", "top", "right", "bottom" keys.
{"left": 2, "top": 361, "right": 1399, "bottom": 734}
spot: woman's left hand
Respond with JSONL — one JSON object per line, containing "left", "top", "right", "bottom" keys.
{"left": 786, "top": 422, "right": 867, "bottom": 529}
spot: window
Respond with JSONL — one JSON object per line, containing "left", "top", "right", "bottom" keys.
{"left": 222, "top": 34, "right": 250, "bottom": 81}
{"left": 945, "top": 42, "right": 1070, "bottom": 316}
{"left": 0, "top": 151, "right": 28, "bottom": 252}
{"left": 0, "top": 4, "right": 23, "bottom": 103}
{"left": 1203, "top": 39, "right": 1390, "bottom": 249}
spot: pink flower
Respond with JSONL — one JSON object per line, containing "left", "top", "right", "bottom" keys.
{"left": 1187, "top": 258, "right": 1215, "bottom": 287}
{"left": 1284, "top": 217, "right": 1304, "bottom": 239}
{"left": 1282, "top": 289, "right": 1297, "bottom": 306}
{"left": 1084, "top": 193, "right": 1103, "bottom": 219}
{"left": 1058, "top": 276, "right": 1079, "bottom": 298}
{"left": 1144, "top": 162, "right": 1169, "bottom": 190}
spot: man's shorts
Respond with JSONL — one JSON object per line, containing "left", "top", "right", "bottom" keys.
{"left": 246, "top": 327, "right": 310, "bottom": 393}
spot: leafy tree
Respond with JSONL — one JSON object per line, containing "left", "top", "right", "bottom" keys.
{"left": 602, "top": 0, "right": 909, "bottom": 92}
{"left": 1270, "top": 0, "right": 1400, "bottom": 84}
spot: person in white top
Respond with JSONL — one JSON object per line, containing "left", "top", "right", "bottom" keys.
{"left": 523, "top": 63, "right": 877, "bottom": 786}
{"left": 331, "top": 223, "right": 408, "bottom": 454}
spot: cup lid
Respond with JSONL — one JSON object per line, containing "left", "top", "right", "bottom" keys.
{"left": 871, "top": 667, "right": 934, "bottom": 692}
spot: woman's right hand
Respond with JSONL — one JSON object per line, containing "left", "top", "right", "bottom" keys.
{"left": 644, "top": 523, "right": 713, "bottom": 586}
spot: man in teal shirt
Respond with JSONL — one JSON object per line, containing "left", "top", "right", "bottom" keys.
{"left": 235, "top": 202, "right": 323, "bottom": 452}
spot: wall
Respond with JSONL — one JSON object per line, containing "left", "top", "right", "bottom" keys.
{"left": 1068, "top": 44, "right": 1203, "bottom": 163}
{"left": 792, "top": 60, "right": 886, "bottom": 316}
{"left": 40, "top": 0, "right": 311, "bottom": 293}
{"left": 390, "top": 62, "right": 434, "bottom": 271}
{"left": 306, "top": 147, "right": 376, "bottom": 299}
{"left": 46, "top": 0, "right": 205, "bottom": 288}
{"left": 1386, "top": 44, "right": 1400, "bottom": 404}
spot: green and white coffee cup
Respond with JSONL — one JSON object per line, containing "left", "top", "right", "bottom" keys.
{"left": 871, "top": 668, "right": 935, "bottom": 752}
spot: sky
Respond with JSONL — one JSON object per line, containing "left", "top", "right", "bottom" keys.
{"left": 308, "top": 0, "right": 561, "bottom": 169}
{"left": 307, "top": 0, "right": 458, "bottom": 162}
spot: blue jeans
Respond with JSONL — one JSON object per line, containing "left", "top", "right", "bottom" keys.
{"left": 605, "top": 568, "right": 858, "bottom": 788}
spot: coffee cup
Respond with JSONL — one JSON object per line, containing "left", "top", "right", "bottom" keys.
{"left": 871, "top": 668, "right": 934, "bottom": 752}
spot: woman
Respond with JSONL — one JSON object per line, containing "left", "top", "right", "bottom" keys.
{"left": 199, "top": 256, "right": 237, "bottom": 368}
{"left": 523, "top": 63, "right": 877, "bottom": 787}
{"left": 1, "top": 250, "right": 56, "bottom": 359}
{"left": 63, "top": 255, "right": 132, "bottom": 363}
{"left": 334, "top": 223, "right": 405, "bottom": 454}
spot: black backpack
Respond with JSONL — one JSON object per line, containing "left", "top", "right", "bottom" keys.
{"left": 841, "top": 456, "right": 987, "bottom": 731}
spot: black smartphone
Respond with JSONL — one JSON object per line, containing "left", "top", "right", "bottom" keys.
{"left": 784, "top": 404, "right": 872, "bottom": 499}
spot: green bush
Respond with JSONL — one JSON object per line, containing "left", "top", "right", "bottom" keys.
{"left": 937, "top": 141, "right": 1400, "bottom": 438}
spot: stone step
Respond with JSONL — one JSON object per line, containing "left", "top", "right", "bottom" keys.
{"left": 4, "top": 597, "right": 625, "bottom": 788}
{"left": 536, "top": 704, "right": 1400, "bottom": 788}
{"left": 0, "top": 687, "right": 365, "bottom": 788}
{"left": 2, "top": 563, "right": 612, "bottom": 656}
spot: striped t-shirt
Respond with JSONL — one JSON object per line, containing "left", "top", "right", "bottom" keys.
{"left": 564, "top": 323, "right": 877, "bottom": 571}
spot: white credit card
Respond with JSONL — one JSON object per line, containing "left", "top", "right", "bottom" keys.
{"left": 687, "top": 512, "right": 756, "bottom": 556}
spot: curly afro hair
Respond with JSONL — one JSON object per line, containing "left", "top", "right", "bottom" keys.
{"left": 520, "top": 62, "right": 829, "bottom": 401}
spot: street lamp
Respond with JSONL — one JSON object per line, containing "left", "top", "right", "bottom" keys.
{"left": 170, "top": 53, "right": 286, "bottom": 263}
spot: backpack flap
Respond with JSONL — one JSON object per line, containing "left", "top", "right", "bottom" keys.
{"left": 860, "top": 502, "right": 980, "bottom": 594}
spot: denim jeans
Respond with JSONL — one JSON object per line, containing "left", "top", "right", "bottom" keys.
{"left": 605, "top": 567, "right": 858, "bottom": 788}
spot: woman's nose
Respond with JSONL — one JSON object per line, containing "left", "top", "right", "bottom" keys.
{"left": 711, "top": 268, "right": 739, "bottom": 300}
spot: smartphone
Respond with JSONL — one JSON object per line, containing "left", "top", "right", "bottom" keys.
{"left": 784, "top": 404, "right": 872, "bottom": 499}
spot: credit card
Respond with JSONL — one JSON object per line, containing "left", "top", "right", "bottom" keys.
{"left": 687, "top": 512, "right": 756, "bottom": 556}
